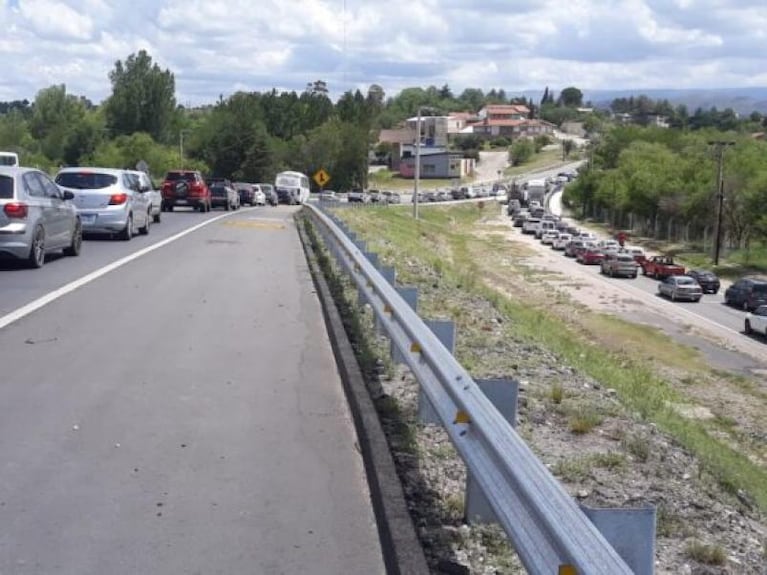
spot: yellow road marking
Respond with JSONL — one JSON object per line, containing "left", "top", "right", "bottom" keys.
{"left": 221, "top": 221, "right": 285, "bottom": 230}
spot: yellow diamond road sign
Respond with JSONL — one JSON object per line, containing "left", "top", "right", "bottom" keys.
{"left": 313, "top": 168, "right": 330, "bottom": 188}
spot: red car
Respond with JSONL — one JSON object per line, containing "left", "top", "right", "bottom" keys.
{"left": 577, "top": 248, "right": 606, "bottom": 265}
{"left": 161, "top": 170, "right": 211, "bottom": 212}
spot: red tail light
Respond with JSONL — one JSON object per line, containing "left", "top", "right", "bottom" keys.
{"left": 4, "top": 202, "right": 28, "bottom": 218}
{"left": 188, "top": 182, "right": 203, "bottom": 197}
{"left": 109, "top": 193, "right": 127, "bottom": 205}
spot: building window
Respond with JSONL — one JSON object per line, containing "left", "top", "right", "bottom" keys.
{"left": 423, "top": 164, "right": 436, "bottom": 175}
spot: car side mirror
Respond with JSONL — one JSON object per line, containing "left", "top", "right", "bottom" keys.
{"left": 62, "top": 190, "right": 75, "bottom": 200}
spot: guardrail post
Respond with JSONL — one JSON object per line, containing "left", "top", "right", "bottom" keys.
{"left": 391, "top": 287, "right": 418, "bottom": 365}
{"left": 580, "top": 504, "right": 656, "bottom": 575}
{"left": 418, "top": 320, "right": 455, "bottom": 425}
{"left": 465, "top": 378, "right": 519, "bottom": 524}
{"left": 374, "top": 266, "right": 396, "bottom": 336}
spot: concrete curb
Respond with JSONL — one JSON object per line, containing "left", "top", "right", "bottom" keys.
{"left": 298, "top": 218, "right": 430, "bottom": 575}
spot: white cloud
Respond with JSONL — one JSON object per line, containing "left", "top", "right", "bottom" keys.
{"left": 0, "top": 0, "right": 764, "bottom": 105}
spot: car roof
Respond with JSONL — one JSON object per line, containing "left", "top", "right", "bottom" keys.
{"left": 57, "top": 166, "right": 130, "bottom": 176}
{"left": 0, "top": 166, "right": 39, "bottom": 177}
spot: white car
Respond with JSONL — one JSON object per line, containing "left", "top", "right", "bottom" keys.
{"left": 553, "top": 233, "right": 572, "bottom": 250}
{"left": 541, "top": 230, "right": 559, "bottom": 245}
{"left": 253, "top": 186, "right": 266, "bottom": 205}
{"left": 744, "top": 305, "right": 767, "bottom": 337}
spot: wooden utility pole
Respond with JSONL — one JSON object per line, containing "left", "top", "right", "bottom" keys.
{"left": 708, "top": 140, "right": 735, "bottom": 266}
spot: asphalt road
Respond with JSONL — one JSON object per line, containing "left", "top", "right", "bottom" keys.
{"left": 0, "top": 206, "right": 385, "bottom": 574}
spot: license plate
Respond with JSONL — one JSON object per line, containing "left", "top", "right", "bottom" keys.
{"left": 176, "top": 199, "right": 187, "bottom": 205}
{"left": 80, "top": 214, "right": 96, "bottom": 225}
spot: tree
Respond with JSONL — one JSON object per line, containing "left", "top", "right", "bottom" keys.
{"left": 104, "top": 50, "right": 177, "bottom": 142}
{"left": 558, "top": 87, "right": 583, "bottom": 108}
{"left": 30, "top": 84, "right": 88, "bottom": 162}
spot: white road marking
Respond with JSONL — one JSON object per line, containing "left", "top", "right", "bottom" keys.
{"left": 0, "top": 212, "right": 234, "bottom": 331}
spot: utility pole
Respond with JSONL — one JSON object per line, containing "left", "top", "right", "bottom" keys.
{"left": 708, "top": 140, "right": 735, "bottom": 266}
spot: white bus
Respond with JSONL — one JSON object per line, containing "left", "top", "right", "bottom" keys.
{"left": 0, "top": 152, "right": 19, "bottom": 167}
{"left": 274, "top": 170, "right": 311, "bottom": 205}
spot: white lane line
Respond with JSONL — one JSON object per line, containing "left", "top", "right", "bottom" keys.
{"left": 0, "top": 212, "right": 233, "bottom": 331}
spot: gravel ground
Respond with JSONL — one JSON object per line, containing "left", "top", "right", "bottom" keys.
{"left": 323, "top": 208, "right": 767, "bottom": 575}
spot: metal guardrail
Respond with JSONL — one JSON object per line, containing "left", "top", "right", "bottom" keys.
{"left": 306, "top": 204, "right": 635, "bottom": 575}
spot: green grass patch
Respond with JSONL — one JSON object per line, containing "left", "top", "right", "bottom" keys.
{"left": 367, "top": 169, "right": 463, "bottom": 191}
{"left": 685, "top": 540, "right": 727, "bottom": 565}
{"left": 504, "top": 148, "right": 566, "bottom": 177}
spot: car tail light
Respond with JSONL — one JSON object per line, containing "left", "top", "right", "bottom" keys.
{"left": 109, "top": 193, "right": 127, "bottom": 205}
{"left": 3, "top": 202, "right": 28, "bottom": 218}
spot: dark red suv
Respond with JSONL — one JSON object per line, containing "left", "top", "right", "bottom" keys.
{"left": 161, "top": 170, "right": 211, "bottom": 212}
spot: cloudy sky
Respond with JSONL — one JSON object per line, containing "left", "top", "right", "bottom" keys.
{"left": 1, "top": 0, "right": 766, "bottom": 105}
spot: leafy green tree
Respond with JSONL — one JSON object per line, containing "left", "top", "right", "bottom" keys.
{"left": 104, "top": 50, "right": 177, "bottom": 142}
{"left": 30, "top": 85, "right": 89, "bottom": 163}
{"left": 558, "top": 87, "right": 583, "bottom": 108}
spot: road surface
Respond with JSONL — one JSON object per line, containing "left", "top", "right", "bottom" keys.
{"left": 0, "top": 206, "right": 385, "bottom": 575}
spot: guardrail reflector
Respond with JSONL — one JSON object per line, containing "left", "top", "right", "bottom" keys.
{"left": 410, "top": 342, "right": 422, "bottom": 353}
{"left": 383, "top": 304, "right": 392, "bottom": 314}
{"left": 454, "top": 410, "right": 471, "bottom": 424}
{"left": 559, "top": 565, "right": 577, "bottom": 575}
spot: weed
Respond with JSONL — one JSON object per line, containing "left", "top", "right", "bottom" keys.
{"left": 552, "top": 458, "right": 590, "bottom": 482}
{"left": 550, "top": 382, "right": 564, "bottom": 404}
{"left": 444, "top": 494, "right": 465, "bottom": 519}
{"left": 622, "top": 434, "right": 651, "bottom": 462}
{"left": 592, "top": 451, "right": 626, "bottom": 469}
{"left": 685, "top": 540, "right": 727, "bottom": 565}
{"left": 568, "top": 407, "right": 604, "bottom": 434}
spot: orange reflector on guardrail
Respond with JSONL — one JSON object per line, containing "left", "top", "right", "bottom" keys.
{"left": 454, "top": 410, "right": 471, "bottom": 424}
{"left": 559, "top": 565, "right": 577, "bottom": 575}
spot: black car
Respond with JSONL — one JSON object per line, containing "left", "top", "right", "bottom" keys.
{"left": 687, "top": 269, "right": 720, "bottom": 294}
{"left": 234, "top": 182, "right": 256, "bottom": 206}
{"left": 724, "top": 276, "right": 767, "bottom": 311}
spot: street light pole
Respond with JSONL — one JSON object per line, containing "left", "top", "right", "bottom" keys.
{"left": 709, "top": 140, "right": 735, "bottom": 266}
{"left": 413, "top": 108, "right": 422, "bottom": 219}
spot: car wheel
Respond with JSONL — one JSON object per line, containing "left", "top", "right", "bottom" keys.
{"left": 27, "top": 226, "right": 45, "bottom": 268}
{"left": 225, "top": 201, "right": 230, "bottom": 211}
{"left": 206, "top": 201, "right": 212, "bottom": 212}
{"left": 63, "top": 221, "right": 82, "bottom": 257}
{"left": 118, "top": 214, "right": 133, "bottom": 241}
{"left": 153, "top": 212, "right": 161, "bottom": 223}
{"left": 745, "top": 319, "right": 752, "bottom": 334}
{"left": 139, "top": 211, "right": 151, "bottom": 235}
{"left": 167, "top": 204, "right": 174, "bottom": 212}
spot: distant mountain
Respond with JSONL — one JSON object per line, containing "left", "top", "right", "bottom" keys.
{"left": 512, "top": 87, "right": 767, "bottom": 116}
{"left": 582, "top": 88, "right": 767, "bottom": 116}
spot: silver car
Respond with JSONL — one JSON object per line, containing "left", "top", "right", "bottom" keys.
{"left": 0, "top": 166, "right": 82, "bottom": 268}
{"left": 127, "top": 170, "right": 161, "bottom": 223}
{"left": 55, "top": 167, "right": 152, "bottom": 240}
{"left": 657, "top": 275, "right": 703, "bottom": 302}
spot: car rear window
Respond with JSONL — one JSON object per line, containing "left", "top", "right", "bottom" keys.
{"left": 678, "top": 277, "right": 697, "bottom": 285}
{"left": 617, "top": 256, "right": 634, "bottom": 262}
{"left": 55, "top": 172, "right": 118, "bottom": 189}
{"left": 753, "top": 284, "right": 767, "bottom": 293}
{"left": 0, "top": 175, "right": 13, "bottom": 198}
{"left": 165, "top": 172, "right": 196, "bottom": 182}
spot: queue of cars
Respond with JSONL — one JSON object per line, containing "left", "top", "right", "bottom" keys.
{"left": 509, "top": 202, "right": 767, "bottom": 338}
{"left": 0, "top": 165, "right": 276, "bottom": 269}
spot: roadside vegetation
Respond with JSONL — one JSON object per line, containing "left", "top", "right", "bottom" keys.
{"left": 329, "top": 202, "right": 767, "bottom": 516}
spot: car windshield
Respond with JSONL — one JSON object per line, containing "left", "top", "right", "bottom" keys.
{"left": 55, "top": 172, "right": 118, "bottom": 189}
{"left": 0, "top": 174, "right": 13, "bottom": 198}
{"left": 753, "top": 284, "right": 767, "bottom": 294}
